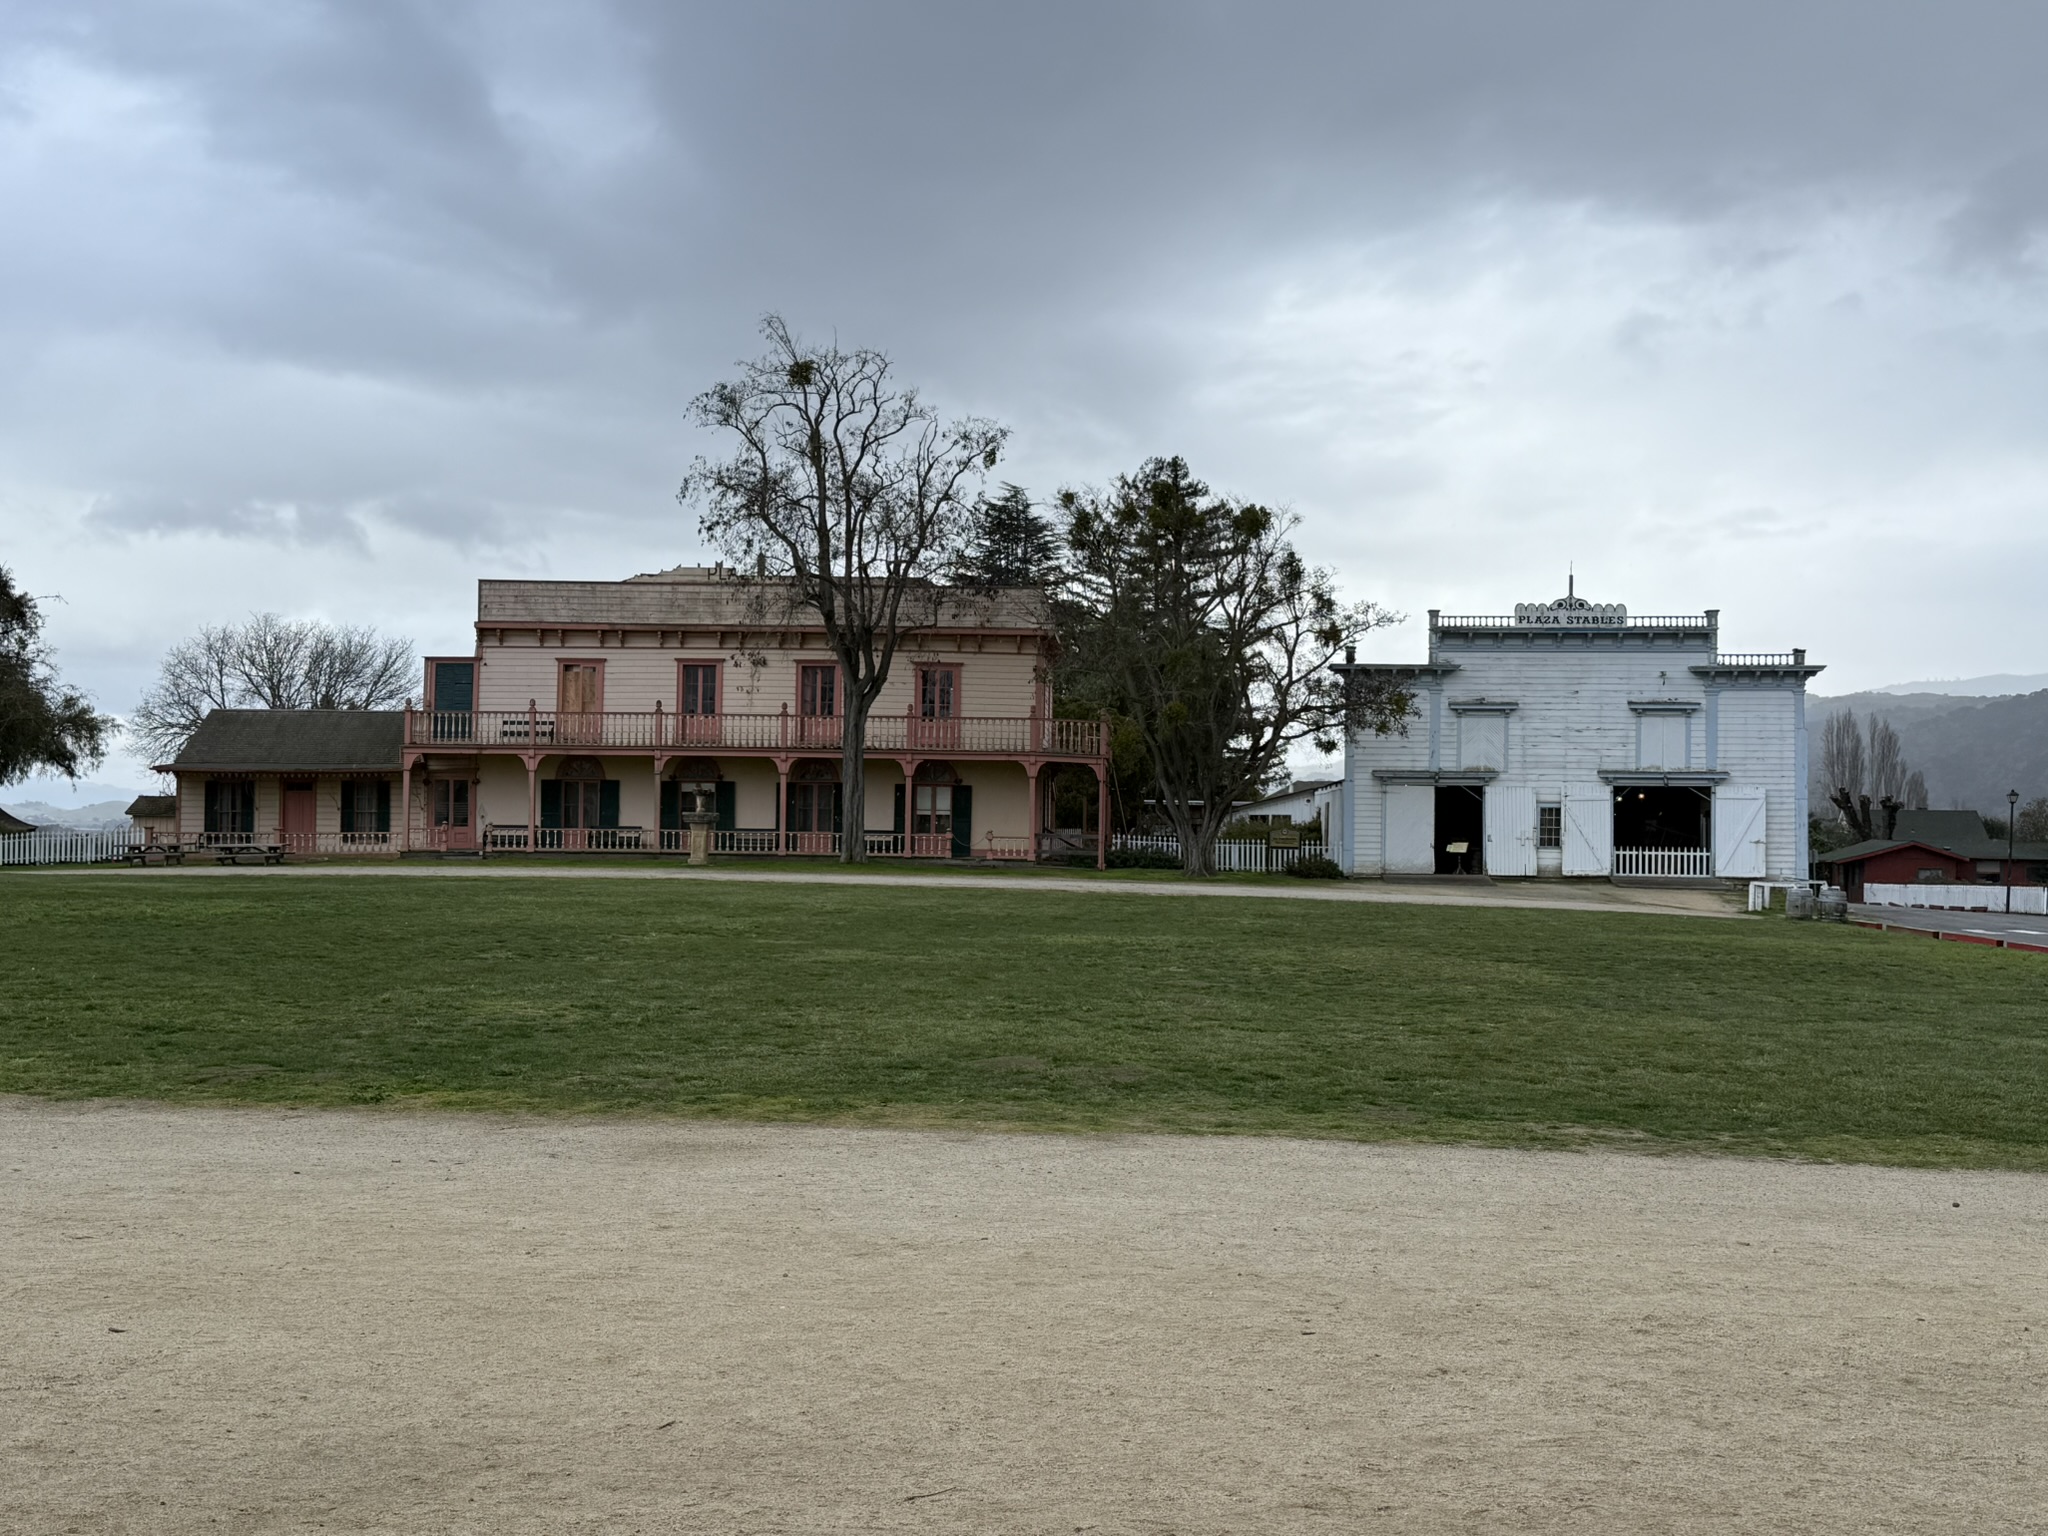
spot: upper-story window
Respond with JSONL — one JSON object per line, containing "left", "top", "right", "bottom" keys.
{"left": 680, "top": 663, "right": 718, "bottom": 716}
{"left": 799, "top": 663, "right": 837, "bottom": 717}
{"left": 1638, "top": 714, "right": 1688, "bottom": 770}
{"left": 918, "top": 665, "right": 958, "bottom": 719}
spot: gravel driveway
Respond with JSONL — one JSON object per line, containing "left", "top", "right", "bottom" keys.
{"left": 5, "top": 1101, "right": 2042, "bottom": 1534}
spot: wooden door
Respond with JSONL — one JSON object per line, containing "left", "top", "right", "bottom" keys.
{"left": 558, "top": 663, "right": 602, "bottom": 744}
{"left": 281, "top": 781, "right": 316, "bottom": 850}
{"left": 431, "top": 779, "right": 474, "bottom": 850}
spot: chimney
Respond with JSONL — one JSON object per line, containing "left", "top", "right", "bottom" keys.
{"left": 1343, "top": 644, "right": 1356, "bottom": 665}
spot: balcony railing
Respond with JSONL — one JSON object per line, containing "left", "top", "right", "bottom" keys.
{"left": 476, "top": 825, "right": 1050, "bottom": 859}
{"left": 408, "top": 709, "right": 1105, "bottom": 758}
{"left": 1436, "top": 615, "right": 1714, "bottom": 630}
{"left": 1705, "top": 651, "right": 1808, "bottom": 668}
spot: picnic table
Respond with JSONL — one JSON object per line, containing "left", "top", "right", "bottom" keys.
{"left": 208, "top": 841, "right": 287, "bottom": 865}
{"left": 123, "top": 842, "right": 188, "bottom": 867}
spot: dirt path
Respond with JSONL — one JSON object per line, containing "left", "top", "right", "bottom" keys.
{"left": 15, "top": 861, "right": 1744, "bottom": 919}
{"left": 4, "top": 1101, "right": 2041, "bottom": 1533}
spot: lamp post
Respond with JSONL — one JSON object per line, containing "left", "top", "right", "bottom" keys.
{"left": 2009, "top": 789, "right": 2019, "bottom": 881}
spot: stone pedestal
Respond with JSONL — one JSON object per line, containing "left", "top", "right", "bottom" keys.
{"left": 684, "top": 811, "right": 716, "bottom": 866}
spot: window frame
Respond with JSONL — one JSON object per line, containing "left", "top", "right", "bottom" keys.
{"left": 917, "top": 665, "right": 961, "bottom": 720}
{"left": 677, "top": 660, "right": 720, "bottom": 717}
{"left": 798, "top": 663, "right": 839, "bottom": 718}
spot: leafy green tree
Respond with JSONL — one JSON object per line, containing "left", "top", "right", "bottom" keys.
{"left": 1055, "top": 456, "right": 1407, "bottom": 876}
{"left": 0, "top": 566, "right": 112, "bottom": 785}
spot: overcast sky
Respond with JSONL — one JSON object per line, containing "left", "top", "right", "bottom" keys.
{"left": 6, "top": 0, "right": 2048, "bottom": 795}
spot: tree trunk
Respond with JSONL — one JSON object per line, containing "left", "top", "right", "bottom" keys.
{"left": 841, "top": 690, "right": 868, "bottom": 864}
{"left": 1164, "top": 796, "right": 1211, "bottom": 878}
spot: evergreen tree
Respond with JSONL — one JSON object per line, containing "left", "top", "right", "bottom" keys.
{"left": 963, "top": 483, "right": 1061, "bottom": 589}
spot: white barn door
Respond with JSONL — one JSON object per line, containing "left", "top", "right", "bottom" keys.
{"left": 1384, "top": 785, "right": 1435, "bottom": 874}
{"left": 1562, "top": 783, "right": 1612, "bottom": 876}
{"left": 1713, "top": 786, "right": 1768, "bottom": 877}
{"left": 1484, "top": 786, "right": 1537, "bottom": 877}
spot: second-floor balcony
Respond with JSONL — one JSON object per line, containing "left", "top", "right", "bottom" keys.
{"left": 406, "top": 707, "right": 1106, "bottom": 760}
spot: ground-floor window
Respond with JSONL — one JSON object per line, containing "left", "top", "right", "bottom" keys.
{"left": 432, "top": 780, "right": 470, "bottom": 828}
{"left": 788, "top": 781, "right": 840, "bottom": 833}
{"left": 204, "top": 780, "right": 255, "bottom": 835}
{"left": 340, "top": 780, "right": 391, "bottom": 835}
{"left": 1537, "top": 804, "right": 1562, "bottom": 849}
{"left": 913, "top": 783, "right": 954, "bottom": 836}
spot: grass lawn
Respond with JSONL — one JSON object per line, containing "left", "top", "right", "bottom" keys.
{"left": 3, "top": 872, "right": 2044, "bottom": 1168}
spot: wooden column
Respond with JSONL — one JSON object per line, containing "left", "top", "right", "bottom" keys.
{"left": 525, "top": 756, "right": 539, "bottom": 852}
{"left": 774, "top": 757, "right": 791, "bottom": 855}
{"left": 1096, "top": 763, "right": 1109, "bottom": 870}
{"left": 1025, "top": 760, "right": 1041, "bottom": 863}
{"left": 399, "top": 759, "right": 413, "bottom": 853}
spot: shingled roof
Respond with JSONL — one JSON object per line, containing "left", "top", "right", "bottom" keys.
{"left": 477, "top": 571, "right": 1052, "bottom": 631}
{"left": 167, "top": 711, "right": 403, "bottom": 773}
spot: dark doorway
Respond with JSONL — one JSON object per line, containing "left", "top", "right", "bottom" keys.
{"left": 1434, "top": 785, "right": 1484, "bottom": 874}
{"left": 1612, "top": 786, "right": 1710, "bottom": 849}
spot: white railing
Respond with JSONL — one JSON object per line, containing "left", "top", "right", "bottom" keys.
{"left": 1613, "top": 847, "right": 1713, "bottom": 877}
{"left": 1110, "top": 833, "right": 1321, "bottom": 872}
{"left": 1864, "top": 883, "right": 2048, "bottom": 915}
{"left": 0, "top": 829, "right": 141, "bottom": 866}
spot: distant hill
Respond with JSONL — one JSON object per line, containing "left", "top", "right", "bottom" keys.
{"left": 1809, "top": 691, "right": 2048, "bottom": 813}
{"left": 1873, "top": 672, "right": 2048, "bottom": 697}
{"left": 0, "top": 799, "right": 136, "bottom": 831}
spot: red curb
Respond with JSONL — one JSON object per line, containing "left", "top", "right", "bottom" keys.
{"left": 1939, "top": 932, "right": 1999, "bottom": 946}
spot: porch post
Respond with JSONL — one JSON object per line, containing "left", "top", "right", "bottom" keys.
{"left": 653, "top": 754, "right": 665, "bottom": 854}
{"left": 399, "top": 758, "right": 413, "bottom": 853}
{"left": 897, "top": 758, "right": 919, "bottom": 855}
{"left": 525, "top": 756, "right": 539, "bottom": 852}
{"left": 1096, "top": 763, "right": 1110, "bottom": 871}
{"left": 1025, "top": 759, "right": 1041, "bottom": 863}
{"left": 774, "top": 757, "right": 791, "bottom": 855}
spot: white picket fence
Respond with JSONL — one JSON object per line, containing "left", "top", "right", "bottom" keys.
{"left": 0, "top": 829, "right": 142, "bottom": 866}
{"left": 1863, "top": 883, "right": 2048, "bottom": 916}
{"left": 1112, "top": 833, "right": 1321, "bottom": 873}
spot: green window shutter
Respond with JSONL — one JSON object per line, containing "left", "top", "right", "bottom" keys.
{"left": 831, "top": 784, "right": 843, "bottom": 836}
{"left": 374, "top": 780, "right": 391, "bottom": 834}
{"left": 950, "top": 784, "right": 973, "bottom": 859}
{"left": 659, "top": 782, "right": 678, "bottom": 831}
{"left": 540, "top": 782, "right": 563, "bottom": 829}
{"left": 236, "top": 781, "right": 256, "bottom": 835}
{"left": 432, "top": 661, "right": 474, "bottom": 712}
{"left": 893, "top": 783, "right": 904, "bottom": 834}
{"left": 598, "top": 780, "right": 620, "bottom": 828}
{"left": 714, "top": 780, "right": 736, "bottom": 831}
{"left": 339, "top": 781, "right": 355, "bottom": 834}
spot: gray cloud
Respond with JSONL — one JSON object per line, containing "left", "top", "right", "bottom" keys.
{"left": 4, "top": 0, "right": 2048, "bottom": 798}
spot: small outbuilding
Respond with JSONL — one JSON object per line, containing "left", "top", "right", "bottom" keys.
{"left": 125, "top": 794, "right": 178, "bottom": 845}
{"left": 1817, "top": 809, "right": 2048, "bottom": 899}
{"left": 161, "top": 710, "right": 405, "bottom": 854}
{"left": 0, "top": 806, "right": 37, "bottom": 835}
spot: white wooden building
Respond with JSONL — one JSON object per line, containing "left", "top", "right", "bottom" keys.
{"left": 1332, "top": 592, "right": 1820, "bottom": 881}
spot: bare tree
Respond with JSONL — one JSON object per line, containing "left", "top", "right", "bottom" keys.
{"left": 1819, "top": 710, "right": 1864, "bottom": 806}
{"left": 1902, "top": 769, "right": 1928, "bottom": 811}
{"left": 1868, "top": 717, "right": 1906, "bottom": 803}
{"left": 1057, "top": 456, "right": 1408, "bottom": 876}
{"left": 680, "top": 317, "right": 1006, "bottom": 863}
{"left": 131, "top": 615, "right": 414, "bottom": 763}
{"left": 1821, "top": 709, "right": 1917, "bottom": 840}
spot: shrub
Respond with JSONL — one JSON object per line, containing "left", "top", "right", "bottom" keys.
{"left": 1285, "top": 854, "right": 1344, "bottom": 880}
{"left": 1107, "top": 847, "right": 1184, "bottom": 870}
